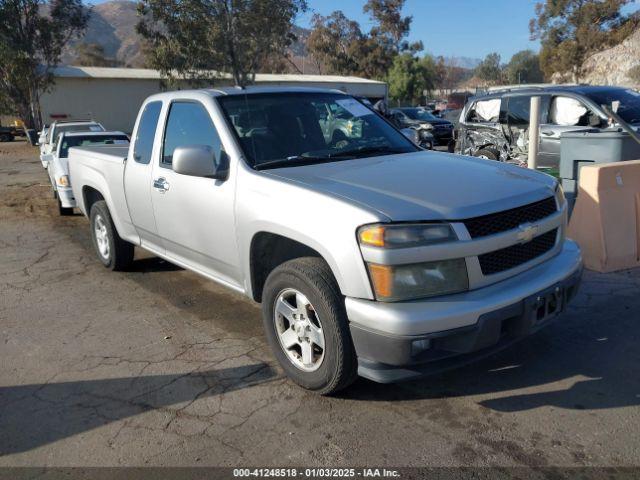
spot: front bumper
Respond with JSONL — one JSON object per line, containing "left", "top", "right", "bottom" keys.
{"left": 346, "top": 240, "right": 582, "bottom": 383}
{"left": 57, "top": 186, "right": 77, "bottom": 208}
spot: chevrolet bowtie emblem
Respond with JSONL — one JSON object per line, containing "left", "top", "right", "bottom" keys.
{"left": 517, "top": 223, "right": 539, "bottom": 243}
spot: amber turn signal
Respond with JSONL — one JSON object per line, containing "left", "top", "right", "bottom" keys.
{"left": 358, "top": 225, "right": 386, "bottom": 247}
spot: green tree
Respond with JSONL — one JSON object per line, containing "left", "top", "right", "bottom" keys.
{"left": 387, "top": 53, "right": 435, "bottom": 104}
{"left": 530, "top": 0, "right": 639, "bottom": 81}
{"left": 307, "top": 0, "right": 420, "bottom": 79}
{"left": 74, "top": 42, "right": 121, "bottom": 67}
{"left": 137, "top": 0, "right": 307, "bottom": 87}
{"left": 0, "top": 0, "right": 89, "bottom": 128}
{"left": 433, "top": 56, "right": 470, "bottom": 93}
{"left": 504, "top": 49, "right": 543, "bottom": 84}
{"left": 306, "top": 11, "right": 364, "bottom": 76}
{"left": 475, "top": 52, "right": 502, "bottom": 83}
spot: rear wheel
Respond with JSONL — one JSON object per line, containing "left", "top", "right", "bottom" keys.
{"left": 89, "top": 200, "right": 134, "bottom": 271}
{"left": 261, "top": 257, "right": 358, "bottom": 395}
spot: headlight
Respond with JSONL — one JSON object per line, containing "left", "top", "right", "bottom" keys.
{"left": 57, "top": 175, "right": 70, "bottom": 187}
{"left": 359, "top": 223, "right": 456, "bottom": 249}
{"left": 555, "top": 182, "right": 566, "bottom": 209}
{"left": 367, "top": 259, "right": 469, "bottom": 301}
{"left": 422, "top": 123, "right": 434, "bottom": 130}
{"left": 358, "top": 223, "right": 468, "bottom": 301}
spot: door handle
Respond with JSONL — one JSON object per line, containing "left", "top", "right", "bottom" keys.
{"left": 153, "top": 177, "right": 170, "bottom": 193}
{"left": 541, "top": 130, "right": 555, "bottom": 136}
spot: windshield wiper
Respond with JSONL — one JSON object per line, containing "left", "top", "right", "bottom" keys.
{"left": 254, "top": 155, "right": 331, "bottom": 170}
{"left": 329, "top": 145, "right": 410, "bottom": 158}
{"left": 254, "top": 146, "right": 411, "bottom": 170}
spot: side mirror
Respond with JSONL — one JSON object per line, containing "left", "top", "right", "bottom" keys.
{"left": 172, "top": 145, "right": 228, "bottom": 180}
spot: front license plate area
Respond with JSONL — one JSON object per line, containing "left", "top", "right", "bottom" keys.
{"left": 525, "top": 285, "right": 565, "bottom": 326}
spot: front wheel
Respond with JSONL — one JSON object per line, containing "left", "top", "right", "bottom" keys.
{"left": 261, "top": 257, "right": 358, "bottom": 395}
{"left": 89, "top": 200, "right": 134, "bottom": 271}
{"left": 474, "top": 147, "right": 500, "bottom": 160}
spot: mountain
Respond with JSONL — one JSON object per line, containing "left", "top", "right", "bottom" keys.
{"left": 443, "top": 56, "right": 482, "bottom": 70}
{"left": 62, "top": 0, "right": 144, "bottom": 67}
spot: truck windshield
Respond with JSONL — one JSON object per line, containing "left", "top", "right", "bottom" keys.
{"left": 217, "top": 92, "right": 418, "bottom": 169}
{"left": 60, "top": 135, "right": 129, "bottom": 158}
{"left": 585, "top": 88, "right": 640, "bottom": 124}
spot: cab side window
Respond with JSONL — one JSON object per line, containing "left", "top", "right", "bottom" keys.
{"left": 133, "top": 101, "right": 162, "bottom": 164}
{"left": 162, "top": 101, "right": 222, "bottom": 167}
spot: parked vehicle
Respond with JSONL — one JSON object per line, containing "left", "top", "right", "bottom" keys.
{"left": 40, "top": 120, "right": 105, "bottom": 168}
{"left": 44, "top": 131, "right": 129, "bottom": 215}
{"left": 390, "top": 107, "right": 453, "bottom": 148}
{"left": 457, "top": 85, "right": 640, "bottom": 166}
{"left": 69, "top": 87, "right": 582, "bottom": 394}
{"left": 38, "top": 126, "right": 50, "bottom": 147}
{"left": 0, "top": 120, "right": 16, "bottom": 142}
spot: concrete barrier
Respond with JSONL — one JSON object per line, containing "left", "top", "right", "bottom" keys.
{"left": 567, "top": 160, "right": 640, "bottom": 272}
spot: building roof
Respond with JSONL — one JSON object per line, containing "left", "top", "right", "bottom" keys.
{"left": 51, "top": 66, "right": 385, "bottom": 85}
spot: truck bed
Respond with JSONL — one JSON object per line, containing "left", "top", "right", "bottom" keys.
{"left": 69, "top": 145, "right": 129, "bottom": 160}
{"left": 68, "top": 144, "right": 137, "bottom": 243}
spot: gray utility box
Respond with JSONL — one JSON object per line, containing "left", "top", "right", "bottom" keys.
{"left": 560, "top": 128, "right": 640, "bottom": 200}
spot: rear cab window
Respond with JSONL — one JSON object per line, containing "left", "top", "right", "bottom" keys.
{"left": 133, "top": 101, "right": 162, "bottom": 164}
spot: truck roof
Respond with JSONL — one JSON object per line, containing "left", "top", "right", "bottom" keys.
{"left": 474, "top": 84, "right": 631, "bottom": 100}
{"left": 145, "top": 86, "right": 350, "bottom": 103}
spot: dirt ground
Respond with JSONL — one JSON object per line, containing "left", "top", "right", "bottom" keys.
{"left": 1, "top": 140, "right": 639, "bottom": 469}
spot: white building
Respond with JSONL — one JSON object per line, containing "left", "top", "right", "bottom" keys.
{"left": 40, "top": 66, "right": 388, "bottom": 133}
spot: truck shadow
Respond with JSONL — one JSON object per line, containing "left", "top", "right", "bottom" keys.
{"left": 0, "top": 363, "right": 275, "bottom": 455}
{"left": 344, "top": 287, "right": 640, "bottom": 412}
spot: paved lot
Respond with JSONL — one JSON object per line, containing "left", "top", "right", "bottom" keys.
{"left": 1, "top": 140, "right": 639, "bottom": 468}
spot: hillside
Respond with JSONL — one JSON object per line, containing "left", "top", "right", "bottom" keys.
{"left": 63, "top": 0, "right": 145, "bottom": 67}
{"left": 579, "top": 28, "right": 640, "bottom": 87}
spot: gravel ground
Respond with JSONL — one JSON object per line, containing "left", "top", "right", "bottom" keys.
{"left": 1, "top": 140, "right": 639, "bottom": 469}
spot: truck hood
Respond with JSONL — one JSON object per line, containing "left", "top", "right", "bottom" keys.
{"left": 264, "top": 151, "right": 557, "bottom": 221}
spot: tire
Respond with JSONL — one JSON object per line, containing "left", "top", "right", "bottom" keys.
{"left": 0, "top": 133, "right": 13, "bottom": 142}
{"left": 89, "top": 200, "right": 134, "bottom": 271}
{"left": 57, "top": 198, "right": 74, "bottom": 216}
{"left": 261, "top": 257, "right": 358, "bottom": 395}
{"left": 474, "top": 147, "right": 500, "bottom": 160}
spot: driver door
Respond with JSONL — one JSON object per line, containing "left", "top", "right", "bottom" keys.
{"left": 149, "top": 100, "right": 242, "bottom": 290}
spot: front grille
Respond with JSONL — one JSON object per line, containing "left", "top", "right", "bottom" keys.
{"left": 464, "top": 197, "right": 557, "bottom": 238}
{"left": 478, "top": 229, "right": 558, "bottom": 275}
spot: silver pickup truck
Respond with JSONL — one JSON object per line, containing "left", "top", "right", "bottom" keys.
{"left": 69, "top": 87, "right": 582, "bottom": 394}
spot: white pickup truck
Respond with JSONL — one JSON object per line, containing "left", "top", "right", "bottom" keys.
{"left": 69, "top": 87, "right": 582, "bottom": 394}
